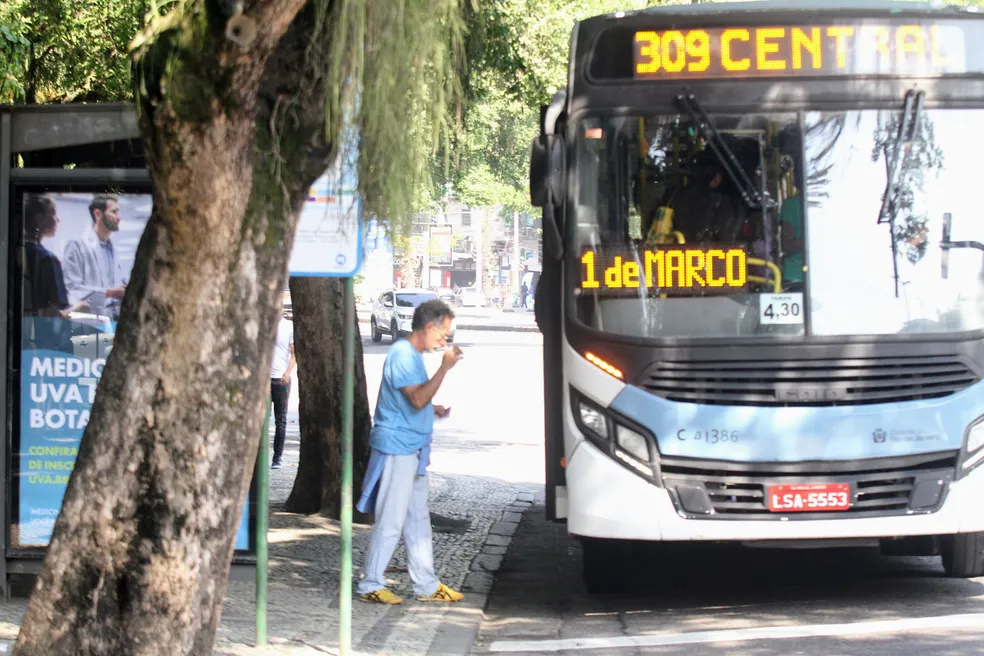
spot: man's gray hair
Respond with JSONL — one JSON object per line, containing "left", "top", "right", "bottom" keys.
{"left": 412, "top": 299, "right": 455, "bottom": 331}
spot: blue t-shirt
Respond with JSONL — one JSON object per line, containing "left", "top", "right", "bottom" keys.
{"left": 370, "top": 339, "right": 433, "bottom": 454}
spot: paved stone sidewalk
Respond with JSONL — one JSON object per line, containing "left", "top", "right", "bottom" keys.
{"left": 0, "top": 413, "right": 532, "bottom": 655}
{"left": 219, "top": 414, "right": 534, "bottom": 654}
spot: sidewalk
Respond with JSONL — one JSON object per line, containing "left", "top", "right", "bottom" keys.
{"left": 0, "top": 414, "right": 534, "bottom": 655}
{"left": 217, "top": 416, "right": 534, "bottom": 655}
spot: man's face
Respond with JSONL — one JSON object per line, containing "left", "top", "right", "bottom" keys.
{"left": 423, "top": 317, "right": 452, "bottom": 351}
{"left": 98, "top": 200, "right": 122, "bottom": 232}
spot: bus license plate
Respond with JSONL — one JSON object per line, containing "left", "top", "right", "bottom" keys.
{"left": 767, "top": 483, "right": 851, "bottom": 512}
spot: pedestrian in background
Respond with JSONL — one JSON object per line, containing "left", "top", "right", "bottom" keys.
{"left": 356, "top": 299, "right": 464, "bottom": 605}
{"left": 269, "top": 305, "right": 295, "bottom": 469}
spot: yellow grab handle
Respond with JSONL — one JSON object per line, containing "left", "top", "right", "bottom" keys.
{"left": 747, "top": 257, "right": 782, "bottom": 293}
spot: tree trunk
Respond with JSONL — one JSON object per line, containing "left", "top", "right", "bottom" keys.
{"left": 14, "top": 1, "right": 335, "bottom": 654}
{"left": 284, "top": 277, "right": 372, "bottom": 520}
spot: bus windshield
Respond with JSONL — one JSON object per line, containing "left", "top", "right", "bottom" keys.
{"left": 572, "top": 108, "right": 984, "bottom": 339}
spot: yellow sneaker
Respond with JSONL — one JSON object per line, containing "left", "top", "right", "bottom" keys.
{"left": 359, "top": 588, "right": 404, "bottom": 605}
{"left": 417, "top": 583, "right": 464, "bottom": 602}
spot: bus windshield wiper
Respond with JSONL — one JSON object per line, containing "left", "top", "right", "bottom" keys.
{"left": 878, "top": 89, "right": 925, "bottom": 225}
{"left": 878, "top": 89, "right": 925, "bottom": 298}
{"left": 676, "top": 93, "right": 773, "bottom": 210}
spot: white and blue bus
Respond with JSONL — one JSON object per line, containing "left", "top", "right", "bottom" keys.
{"left": 531, "top": 0, "right": 984, "bottom": 592}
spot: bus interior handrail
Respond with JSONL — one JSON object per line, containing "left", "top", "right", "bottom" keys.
{"left": 747, "top": 257, "right": 782, "bottom": 293}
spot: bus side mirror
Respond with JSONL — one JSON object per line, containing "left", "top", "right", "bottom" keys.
{"left": 941, "top": 212, "right": 952, "bottom": 279}
{"left": 530, "top": 134, "right": 566, "bottom": 261}
{"left": 530, "top": 135, "right": 549, "bottom": 208}
{"left": 547, "top": 136, "right": 566, "bottom": 204}
{"left": 530, "top": 135, "right": 566, "bottom": 207}
{"left": 531, "top": 101, "right": 551, "bottom": 208}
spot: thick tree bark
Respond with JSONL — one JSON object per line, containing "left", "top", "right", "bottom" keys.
{"left": 284, "top": 278, "right": 372, "bottom": 519}
{"left": 14, "top": 1, "right": 335, "bottom": 654}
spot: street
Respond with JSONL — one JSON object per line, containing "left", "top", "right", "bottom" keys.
{"left": 286, "top": 330, "right": 984, "bottom": 655}
{"left": 474, "top": 508, "right": 984, "bottom": 655}
{"left": 362, "top": 329, "right": 545, "bottom": 487}
{"left": 281, "top": 327, "right": 545, "bottom": 486}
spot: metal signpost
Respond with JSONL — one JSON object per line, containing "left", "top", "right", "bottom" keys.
{"left": 340, "top": 275, "right": 356, "bottom": 654}
{"left": 255, "top": 405, "right": 271, "bottom": 645}
{"left": 255, "top": 164, "right": 363, "bottom": 652}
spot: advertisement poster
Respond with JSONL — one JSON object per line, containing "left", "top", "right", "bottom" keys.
{"left": 19, "top": 192, "right": 250, "bottom": 550}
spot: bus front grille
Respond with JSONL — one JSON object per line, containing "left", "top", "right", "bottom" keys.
{"left": 639, "top": 355, "right": 979, "bottom": 407}
{"left": 661, "top": 452, "right": 957, "bottom": 519}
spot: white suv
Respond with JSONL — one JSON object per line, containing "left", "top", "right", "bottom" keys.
{"left": 370, "top": 289, "right": 456, "bottom": 343}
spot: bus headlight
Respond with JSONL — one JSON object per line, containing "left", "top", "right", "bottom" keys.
{"left": 968, "top": 422, "right": 984, "bottom": 454}
{"left": 616, "top": 425, "right": 650, "bottom": 462}
{"left": 963, "top": 421, "right": 984, "bottom": 472}
{"left": 578, "top": 401, "right": 608, "bottom": 440}
{"left": 572, "top": 388, "right": 660, "bottom": 485}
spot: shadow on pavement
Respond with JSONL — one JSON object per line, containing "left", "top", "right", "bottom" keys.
{"left": 481, "top": 505, "right": 984, "bottom": 644}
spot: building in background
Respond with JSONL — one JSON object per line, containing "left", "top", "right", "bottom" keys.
{"left": 391, "top": 204, "right": 542, "bottom": 300}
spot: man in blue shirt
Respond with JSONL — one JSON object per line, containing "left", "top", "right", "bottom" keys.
{"left": 356, "top": 299, "right": 464, "bottom": 605}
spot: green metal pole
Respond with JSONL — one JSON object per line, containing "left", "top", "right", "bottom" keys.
{"left": 256, "top": 400, "right": 271, "bottom": 645}
{"left": 340, "top": 276, "right": 355, "bottom": 655}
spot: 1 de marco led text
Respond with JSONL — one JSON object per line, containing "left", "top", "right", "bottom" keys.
{"left": 579, "top": 247, "right": 747, "bottom": 293}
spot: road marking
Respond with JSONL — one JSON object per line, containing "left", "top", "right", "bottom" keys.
{"left": 488, "top": 613, "right": 984, "bottom": 652}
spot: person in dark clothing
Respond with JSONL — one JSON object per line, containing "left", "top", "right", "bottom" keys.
{"left": 23, "top": 194, "right": 80, "bottom": 353}
{"left": 520, "top": 282, "right": 529, "bottom": 309}
{"left": 673, "top": 164, "right": 742, "bottom": 243}
{"left": 269, "top": 310, "right": 295, "bottom": 469}
{"left": 24, "top": 194, "right": 70, "bottom": 317}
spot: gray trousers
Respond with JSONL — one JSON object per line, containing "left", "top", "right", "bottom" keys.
{"left": 357, "top": 453, "right": 440, "bottom": 597}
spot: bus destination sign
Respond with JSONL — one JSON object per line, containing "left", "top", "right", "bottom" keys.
{"left": 633, "top": 22, "right": 968, "bottom": 80}
{"left": 579, "top": 247, "right": 748, "bottom": 296}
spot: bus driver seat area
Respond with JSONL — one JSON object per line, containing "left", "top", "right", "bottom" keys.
{"left": 652, "top": 119, "right": 806, "bottom": 298}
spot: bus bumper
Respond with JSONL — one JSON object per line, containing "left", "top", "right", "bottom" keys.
{"left": 566, "top": 440, "right": 984, "bottom": 541}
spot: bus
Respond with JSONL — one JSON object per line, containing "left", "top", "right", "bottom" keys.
{"left": 530, "top": 0, "right": 984, "bottom": 592}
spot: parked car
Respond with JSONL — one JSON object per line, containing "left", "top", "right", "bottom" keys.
{"left": 454, "top": 286, "right": 486, "bottom": 308}
{"left": 435, "top": 287, "right": 455, "bottom": 304}
{"left": 370, "top": 289, "right": 456, "bottom": 343}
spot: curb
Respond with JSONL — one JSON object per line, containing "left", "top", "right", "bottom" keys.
{"left": 425, "top": 488, "right": 536, "bottom": 655}
{"left": 453, "top": 324, "right": 540, "bottom": 334}
{"left": 357, "top": 321, "right": 540, "bottom": 334}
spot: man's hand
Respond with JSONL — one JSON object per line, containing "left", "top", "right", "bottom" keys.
{"left": 403, "top": 347, "right": 462, "bottom": 411}
{"left": 441, "top": 346, "right": 463, "bottom": 371}
{"left": 107, "top": 284, "right": 127, "bottom": 300}
{"left": 434, "top": 405, "right": 451, "bottom": 418}
{"left": 280, "top": 372, "right": 292, "bottom": 384}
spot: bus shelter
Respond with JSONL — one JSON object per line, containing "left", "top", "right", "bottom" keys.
{"left": 0, "top": 103, "right": 258, "bottom": 599}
